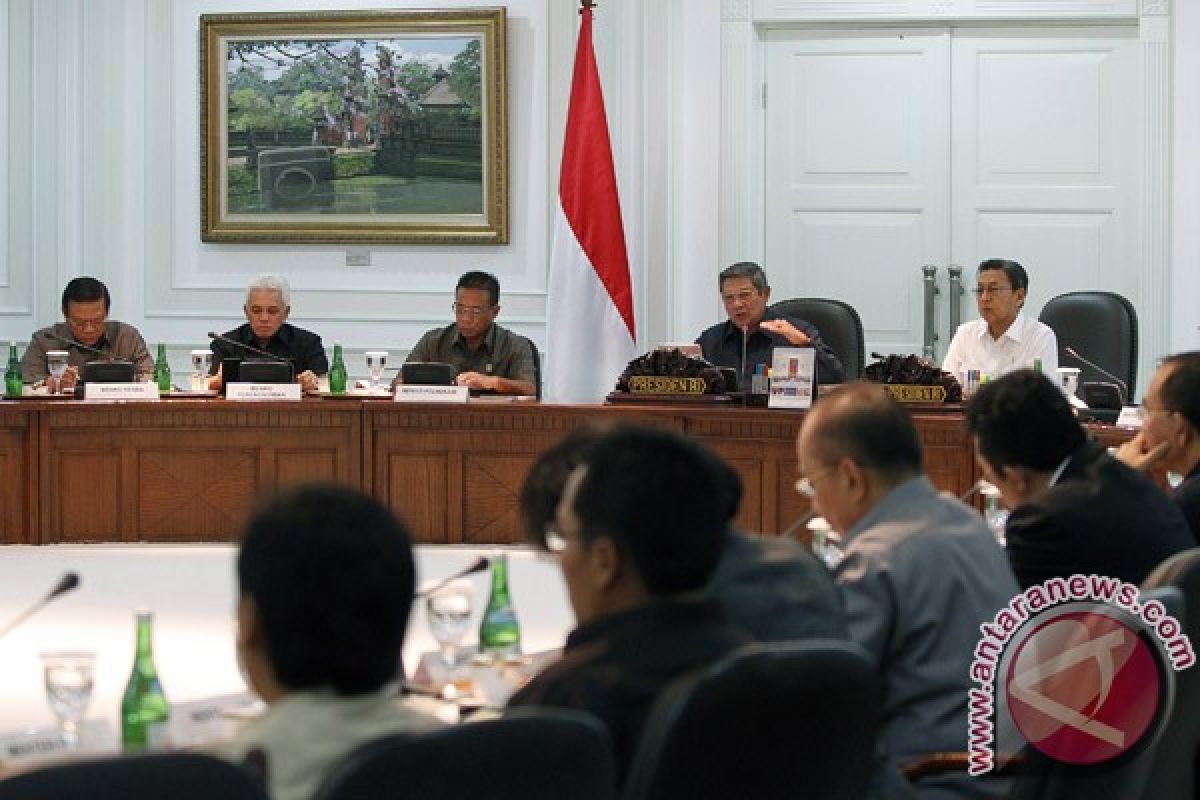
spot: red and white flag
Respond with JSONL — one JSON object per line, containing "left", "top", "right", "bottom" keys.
{"left": 545, "top": 2, "right": 636, "bottom": 403}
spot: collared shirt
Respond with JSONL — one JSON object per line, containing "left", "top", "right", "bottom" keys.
{"left": 21, "top": 321, "right": 154, "bottom": 382}
{"left": 941, "top": 312, "right": 1058, "bottom": 379}
{"left": 209, "top": 323, "right": 328, "bottom": 376}
{"left": 216, "top": 686, "right": 441, "bottom": 800}
{"left": 507, "top": 599, "right": 752, "bottom": 784}
{"left": 835, "top": 475, "right": 1017, "bottom": 799}
{"left": 694, "top": 309, "right": 844, "bottom": 388}
{"left": 405, "top": 322, "right": 535, "bottom": 384}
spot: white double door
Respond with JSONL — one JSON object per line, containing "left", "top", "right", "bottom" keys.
{"left": 764, "top": 25, "right": 1139, "bottom": 364}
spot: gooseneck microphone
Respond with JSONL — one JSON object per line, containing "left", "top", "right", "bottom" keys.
{"left": 207, "top": 332, "right": 289, "bottom": 362}
{"left": 46, "top": 332, "right": 110, "bottom": 361}
{"left": 0, "top": 572, "right": 81, "bottom": 640}
{"left": 415, "top": 556, "right": 490, "bottom": 598}
{"left": 1063, "top": 346, "right": 1129, "bottom": 405}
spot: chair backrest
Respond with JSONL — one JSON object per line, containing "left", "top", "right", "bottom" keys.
{"left": 1038, "top": 291, "right": 1138, "bottom": 398}
{"left": 768, "top": 298, "right": 865, "bottom": 380}
{"left": 529, "top": 338, "right": 543, "bottom": 400}
{"left": 313, "top": 707, "right": 615, "bottom": 800}
{"left": 622, "top": 640, "right": 880, "bottom": 800}
{"left": 1141, "top": 548, "right": 1200, "bottom": 800}
{"left": 0, "top": 753, "right": 267, "bottom": 800}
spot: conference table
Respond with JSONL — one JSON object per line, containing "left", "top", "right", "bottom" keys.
{"left": 0, "top": 395, "right": 1134, "bottom": 546}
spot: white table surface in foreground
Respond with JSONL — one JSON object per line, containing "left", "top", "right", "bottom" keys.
{"left": 0, "top": 544, "right": 572, "bottom": 733}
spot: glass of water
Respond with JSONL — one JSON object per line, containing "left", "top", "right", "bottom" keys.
{"left": 41, "top": 651, "right": 95, "bottom": 749}
{"left": 46, "top": 350, "right": 70, "bottom": 394}
{"left": 365, "top": 351, "right": 388, "bottom": 393}
{"left": 426, "top": 580, "right": 473, "bottom": 668}
{"left": 190, "top": 350, "right": 212, "bottom": 392}
{"left": 982, "top": 484, "right": 1009, "bottom": 546}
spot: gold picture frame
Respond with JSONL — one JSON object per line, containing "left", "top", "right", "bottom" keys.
{"left": 200, "top": 8, "right": 507, "bottom": 244}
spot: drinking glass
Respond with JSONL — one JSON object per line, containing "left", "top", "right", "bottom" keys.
{"left": 426, "top": 580, "right": 473, "bottom": 668}
{"left": 46, "top": 350, "right": 69, "bottom": 394}
{"left": 41, "top": 651, "right": 95, "bottom": 749}
{"left": 365, "top": 351, "right": 388, "bottom": 392}
{"left": 190, "top": 350, "right": 212, "bottom": 392}
{"left": 982, "top": 484, "right": 1008, "bottom": 546}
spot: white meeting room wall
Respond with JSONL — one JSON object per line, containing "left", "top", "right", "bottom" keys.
{"left": 0, "top": 0, "right": 1197, "bottom": 387}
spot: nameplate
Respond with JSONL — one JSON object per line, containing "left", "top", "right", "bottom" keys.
{"left": 768, "top": 347, "right": 816, "bottom": 410}
{"left": 882, "top": 384, "right": 948, "bottom": 404}
{"left": 1116, "top": 405, "right": 1144, "bottom": 429}
{"left": 395, "top": 385, "right": 469, "bottom": 404}
{"left": 0, "top": 719, "right": 113, "bottom": 765}
{"left": 226, "top": 383, "right": 302, "bottom": 402}
{"left": 169, "top": 692, "right": 258, "bottom": 748}
{"left": 83, "top": 382, "right": 160, "bottom": 402}
{"left": 628, "top": 376, "right": 707, "bottom": 395}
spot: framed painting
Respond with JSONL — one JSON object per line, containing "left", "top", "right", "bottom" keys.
{"left": 200, "top": 9, "right": 507, "bottom": 244}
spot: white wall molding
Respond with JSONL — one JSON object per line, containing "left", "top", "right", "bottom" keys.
{"left": 1138, "top": 19, "right": 1170, "bottom": 372}
{"left": 751, "top": 0, "right": 1138, "bottom": 23}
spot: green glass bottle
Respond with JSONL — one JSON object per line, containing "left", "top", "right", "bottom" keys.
{"left": 4, "top": 342, "right": 22, "bottom": 398}
{"left": 153, "top": 344, "right": 171, "bottom": 392}
{"left": 121, "top": 611, "right": 170, "bottom": 752}
{"left": 478, "top": 552, "right": 521, "bottom": 660}
{"left": 329, "top": 343, "right": 347, "bottom": 395}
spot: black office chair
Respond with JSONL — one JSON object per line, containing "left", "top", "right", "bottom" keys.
{"left": 769, "top": 298, "right": 865, "bottom": 380}
{"left": 622, "top": 640, "right": 880, "bottom": 800}
{"left": 529, "top": 338, "right": 543, "bottom": 400}
{"left": 313, "top": 707, "right": 615, "bottom": 800}
{"left": 0, "top": 753, "right": 267, "bottom": 800}
{"left": 1141, "top": 549, "right": 1200, "bottom": 800}
{"left": 1039, "top": 291, "right": 1139, "bottom": 400}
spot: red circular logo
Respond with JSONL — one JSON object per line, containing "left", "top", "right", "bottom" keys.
{"left": 1005, "top": 609, "right": 1164, "bottom": 765}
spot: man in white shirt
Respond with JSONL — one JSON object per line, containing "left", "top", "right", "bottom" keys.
{"left": 942, "top": 259, "right": 1058, "bottom": 379}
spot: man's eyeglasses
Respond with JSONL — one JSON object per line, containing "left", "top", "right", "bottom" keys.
{"left": 721, "top": 290, "right": 759, "bottom": 306}
{"left": 67, "top": 316, "right": 106, "bottom": 330}
{"left": 542, "top": 524, "right": 568, "bottom": 555}
{"left": 794, "top": 467, "right": 833, "bottom": 498}
{"left": 452, "top": 302, "right": 494, "bottom": 319}
{"left": 971, "top": 286, "right": 1014, "bottom": 297}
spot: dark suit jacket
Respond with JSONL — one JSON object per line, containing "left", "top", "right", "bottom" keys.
{"left": 695, "top": 309, "right": 844, "bottom": 388}
{"left": 1006, "top": 441, "right": 1195, "bottom": 588}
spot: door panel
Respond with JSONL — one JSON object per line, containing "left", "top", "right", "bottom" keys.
{"left": 765, "top": 30, "right": 950, "bottom": 359}
{"left": 951, "top": 27, "right": 1139, "bottom": 330}
{"left": 765, "top": 25, "right": 1141, "bottom": 367}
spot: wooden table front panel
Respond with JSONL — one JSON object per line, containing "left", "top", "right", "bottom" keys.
{"left": 0, "top": 405, "right": 37, "bottom": 543}
{"left": 37, "top": 402, "right": 360, "bottom": 543}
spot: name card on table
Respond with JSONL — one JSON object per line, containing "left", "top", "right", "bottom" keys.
{"left": 226, "top": 383, "right": 303, "bottom": 402}
{"left": 83, "top": 382, "right": 160, "bottom": 402}
{"left": 169, "top": 692, "right": 260, "bottom": 748}
{"left": 0, "top": 720, "right": 115, "bottom": 768}
{"left": 395, "top": 385, "right": 469, "bottom": 404}
{"left": 767, "top": 347, "right": 816, "bottom": 410}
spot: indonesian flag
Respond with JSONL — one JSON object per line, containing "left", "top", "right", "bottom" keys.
{"left": 545, "top": 3, "right": 637, "bottom": 403}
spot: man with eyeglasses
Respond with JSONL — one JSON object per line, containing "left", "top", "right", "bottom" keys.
{"left": 21, "top": 276, "right": 153, "bottom": 392}
{"left": 695, "top": 261, "right": 844, "bottom": 389}
{"left": 508, "top": 425, "right": 752, "bottom": 783}
{"left": 1116, "top": 352, "right": 1200, "bottom": 541}
{"left": 942, "top": 258, "right": 1057, "bottom": 378}
{"left": 967, "top": 369, "right": 1193, "bottom": 588}
{"left": 208, "top": 275, "right": 327, "bottom": 394}
{"left": 401, "top": 270, "right": 537, "bottom": 396}
{"left": 796, "top": 382, "right": 1016, "bottom": 799}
